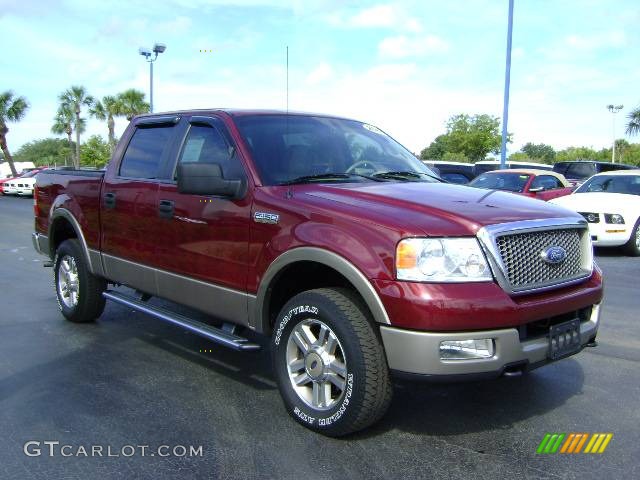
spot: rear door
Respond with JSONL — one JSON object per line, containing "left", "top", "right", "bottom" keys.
{"left": 100, "top": 116, "right": 180, "bottom": 294}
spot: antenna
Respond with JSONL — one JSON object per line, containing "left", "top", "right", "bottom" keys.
{"left": 286, "top": 45, "right": 289, "bottom": 113}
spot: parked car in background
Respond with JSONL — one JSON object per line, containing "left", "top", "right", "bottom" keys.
{"left": 2, "top": 168, "right": 46, "bottom": 196}
{"left": 0, "top": 161, "right": 36, "bottom": 179}
{"left": 553, "top": 161, "right": 636, "bottom": 187}
{"left": 550, "top": 170, "right": 640, "bottom": 255}
{"left": 473, "top": 160, "right": 553, "bottom": 177}
{"left": 423, "top": 161, "right": 475, "bottom": 184}
{"left": 469, "top": 169, "right": 574, "bottom": 201}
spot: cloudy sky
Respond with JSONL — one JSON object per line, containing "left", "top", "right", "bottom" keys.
{"left": 2, "top": 0, "right": 639, "bottom": 155}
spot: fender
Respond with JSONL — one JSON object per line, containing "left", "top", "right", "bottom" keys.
{"left": 48, "top": 207, "right": 104, "bottom": 276}
{"left": 251, "top": 247, "right": 390, "bottom": 333}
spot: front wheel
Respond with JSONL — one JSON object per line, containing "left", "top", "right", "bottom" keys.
{"left": 54, "top": 239, "right": 107, "bottom": 323}
{"left": 625, "top": 219, "right": 640, "bottom": 257}
{"left": 271, "top": 288, "right": 392, "bottom": 436}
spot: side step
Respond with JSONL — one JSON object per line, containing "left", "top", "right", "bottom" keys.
{"left": 103, "top": 290, "right": 261, "bottom": 351}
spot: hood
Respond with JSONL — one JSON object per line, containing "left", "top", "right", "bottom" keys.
{"left": 551, "top": 192, "right": 640, "bottom": 213}
{"left": 301, "top": 182, "right": 581, "bottom": 236}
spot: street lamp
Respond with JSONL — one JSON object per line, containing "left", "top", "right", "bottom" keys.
{"left": 139, "top": 43, "right": 167, "bottom": 113}
{"left": 607, "top": 104, "right": 623, "bottom": 163}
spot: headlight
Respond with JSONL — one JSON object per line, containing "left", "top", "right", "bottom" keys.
{"left": 604, "top": 214, "right": 624, "bottom": 224}
{"left": 396, "top": 238, "right": 492, "bottom": 282}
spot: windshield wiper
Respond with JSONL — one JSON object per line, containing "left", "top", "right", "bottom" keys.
{"left": 279, "top": 173, "right": 380, "bottom": 185}
{"left": 372, "top": 171, "right": 437, "bottom": 181}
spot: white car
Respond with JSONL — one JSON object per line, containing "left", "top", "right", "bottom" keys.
{"left": 3, "top": 176, "right": 36, "bottom": 196}
{"left": 550, "top": 170, "right": 640, "bottom": 256}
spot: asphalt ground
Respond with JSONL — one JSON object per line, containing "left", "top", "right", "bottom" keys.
{"left": 1, "top": 194, "right": 638, "bottom": 479}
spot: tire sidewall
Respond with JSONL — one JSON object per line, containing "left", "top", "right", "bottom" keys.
{"left": 271, "top": 291, "right": 367, "bottom": 434}
{"left": 53, "top": 240, "right": 87, "bottom": 321}
{"left": 627, "top": 220, "right": 640, "bottom": 256}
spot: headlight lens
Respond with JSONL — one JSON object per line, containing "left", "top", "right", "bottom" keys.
{"left": 396, "top": 238, "right": 492, "bottom": 282}
{"left": 604, "top": 214, "right": 624, "bottom": 224}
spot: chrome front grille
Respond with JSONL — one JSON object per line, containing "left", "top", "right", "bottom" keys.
{"left": 495, "top": 229, "right": 583, "bottom": 290}
{"left": 477, "top": 218, "right": 592, "bottom": 295}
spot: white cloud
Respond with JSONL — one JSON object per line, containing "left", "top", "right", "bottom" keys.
{"left": 305, "top": 62, "right": 334, "bottom": 85}
{"left": 565, "top": 31, "right": 626, "bottom": 50}
{"left": 327, "top": 3, "right": 424, "bottom": 32}
{"left": 350, "top": 4, "right": 397, "bottom": 28}
{"left": 378, "top": 34, "right": 449, "bottom": 58}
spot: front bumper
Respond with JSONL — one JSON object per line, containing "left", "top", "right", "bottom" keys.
{"left": 381, "top": 302, "right": 601, "bottom": 379}
{"left": 586, "top": 222, "right": 630, "bottom": 247}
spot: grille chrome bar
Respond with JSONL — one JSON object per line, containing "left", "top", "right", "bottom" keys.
{"left": 477, "top": 217, "right": 593, "bottom": 296}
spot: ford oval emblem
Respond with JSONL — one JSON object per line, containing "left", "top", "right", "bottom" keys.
{"left": 541, "top": 246, "right": 567, "bottom": 264}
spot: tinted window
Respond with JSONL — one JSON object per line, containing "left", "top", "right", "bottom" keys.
{"left": 552, "top": 163, "right": 569, "bottom": 175}
{"left": 441, "top": 172, "right": 470, "bottom": 184}
{"left": 473, "top": 164, "right": 498, "bottom": 176}
{"left": 119, "top": 126, "right": 174, "bottom": 178}
{"left": 576, "top": 175, "right": 640, "bottom": 196}
{"left": 599, "top": 163, "right": 633, "bottom": 172}
{"left": 565, "top": 163, "right": 596, "bottom": 180}
{"left": 178, "top": 124, "right": 243, "bottom": 179}
{"left": 511, "top": 163, "right": 552, "bottom": 171}
{"left": 469, "top": 172, "right": 531, "bottom": 192}
{"left": 235, "top": 115, "right": 435, "bottom": 185}
{"left": 530, "top": 175, "right": 563, "bottom": 190}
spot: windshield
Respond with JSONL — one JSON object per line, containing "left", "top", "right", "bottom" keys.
{"left": 234, "top": 114, "right": 438, "bottom": 185}
{"left": 575, "top": 175, "right": 640, "bottom": 196}
{"left": 469, "top": 172, "right": 531, "bottom": 193}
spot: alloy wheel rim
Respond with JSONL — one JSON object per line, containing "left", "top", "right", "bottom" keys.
{"left": 286, "top": 319, "right": 348, "bottom": 411}
{"left": 57, "top": 255, "right": 79, "bottom": 308}
{"left": 636, "top": 227, "right": 640, "bottom": 248}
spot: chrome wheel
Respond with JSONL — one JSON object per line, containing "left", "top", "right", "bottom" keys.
{"left": 57, "top": 255, "right": 79, "bottom": 308}
{"left": 286, "top": 319, "right": 348, "bottom": 411}
{"left": 636, "top": 226, "right": 640, "bottom": 248}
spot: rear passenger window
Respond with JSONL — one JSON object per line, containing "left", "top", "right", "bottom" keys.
{"left": 119, "top": 126, "right": 174, "bottom": 179}
{"left": 177, "top": 124, "right": 243, "bottom": 179}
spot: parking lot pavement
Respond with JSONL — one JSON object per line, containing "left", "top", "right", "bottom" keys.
{"left": 1, "top": 194, "right": 638, "bottom": 480}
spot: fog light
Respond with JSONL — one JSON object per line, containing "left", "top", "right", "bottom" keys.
{"left": 439, "top": 339, "right": 494, "bottom": 360}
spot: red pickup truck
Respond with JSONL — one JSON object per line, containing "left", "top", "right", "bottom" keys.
{"left": 33, "top": 110, "right": 603, "bottom": 436}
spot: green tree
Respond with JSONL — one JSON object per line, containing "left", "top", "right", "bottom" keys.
{"left": 13, "top": 138, "right": 73, "bottom": 167}
{"left": 59, "top": 86, "right": 94, "bottom": 168}
{"left": 508, "top": 152, "right": 532, "bottom": 161}
{"left": 420, "top": 134, "right": 448, "bottom": 160}
{"left": 80, "top": 135, "right": 111, "bottom": 168}
{"left": 626, "top": 106, "right": 640, "bottom": 136}
{"left": 0, "top": 90, "right": 30, "bottom": 177}
{"left": 520, "top": 142, "right": 556, "bottom": 163}
{"left": 52, "top": 105, "right": 83, "bottom": 166}
{"left": 90, "top": 95, "right": 119, "bottom": 152}
{"left": 441, "top": 151, "right": 470, "bottom": 163}
{"left": 555, "top": 146, "right": 599, "bottom": 162}
{"left": 117, "top": 89, "right": 150, "bottom": 121}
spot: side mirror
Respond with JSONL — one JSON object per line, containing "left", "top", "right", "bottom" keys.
{"left": 529, "top": 186, "right": 544, "bottom": 193}
{"left": 177, "top": 163, "right": 245, "bottom": 198}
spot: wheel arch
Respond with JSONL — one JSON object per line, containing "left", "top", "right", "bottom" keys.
{"left": 48, "top": 208, "right": 100, "bottom": 274}
{"left": 252, "top": 247, "right": 390, "bottom": 334}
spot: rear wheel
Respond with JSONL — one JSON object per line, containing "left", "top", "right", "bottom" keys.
{"left": 625, "top": 219, "right": 640, "bottom": 256}
{"left": 54, "top": 239, "right": 106, "bottom": 323}
{"left": 271, "top": 288, "right": 392, "bottom": 436}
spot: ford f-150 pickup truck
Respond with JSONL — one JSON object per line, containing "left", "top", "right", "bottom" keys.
{"left": 33, "top": 110, "right": 603, "bottom": 436}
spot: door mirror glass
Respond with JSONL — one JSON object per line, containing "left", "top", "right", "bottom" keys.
{"left": 177, "top": 163, "right": 244, "bottom": 198}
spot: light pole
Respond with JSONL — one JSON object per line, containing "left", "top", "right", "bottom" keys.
{"left": 138, "top": 43, "right": 167, "bottom": 113}
{"left": 607, "top": 104, "right": 623, "bottom": 163}
{"left": 499, "top": 0, "right": 515, "bottom": 169}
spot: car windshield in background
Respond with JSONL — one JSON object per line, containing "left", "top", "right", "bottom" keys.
{"left": 234, "top": 115, "right": 439, "bottom": 186}
{"left": 575, "top": 175, "right": 640, "bottom": 196}
{"left": 469, "top": 172, "right": 531, "bottom": 193}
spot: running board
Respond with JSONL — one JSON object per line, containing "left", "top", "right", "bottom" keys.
{"left": 103, "top": 290, "right": 261, "bottom": 351}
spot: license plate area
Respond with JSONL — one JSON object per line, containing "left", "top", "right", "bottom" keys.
{"left": 548, "top": 318, "right": 581, "bottom": 360}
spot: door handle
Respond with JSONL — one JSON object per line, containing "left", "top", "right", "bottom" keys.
{"left": 104, "top": 192, "right": 116, "bottom": 209}
{"left": 158, "top": 199, "right": 175, "bottom": 219}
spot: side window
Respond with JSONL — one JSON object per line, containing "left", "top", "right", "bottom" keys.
{"left": 531, "top": 175, "right": 563, "bottom": 190}
{"left": 178, "top": 124, "right": 243, "bottom": 179}
{"left": 567, "top": 163, "right": 595, "bottom": 179}
{"left": 119, "top": 126, "right": 174, "bottom": 179}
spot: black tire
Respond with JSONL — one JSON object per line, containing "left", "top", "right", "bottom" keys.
{"left": 624, "top": 219, "right": 640, "bottom": 256}
{"left": 53, "top": 239, "right": 106, "bottom": 323}
{"left": 271, "top": 288, "right": 392, "bottom": 437}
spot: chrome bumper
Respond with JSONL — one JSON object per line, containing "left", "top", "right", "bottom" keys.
{"left": 381, "top": 303, "right": 601, "bottom": 378}
{"left": 32, "top": 233, "right": 50, "bottom": 257}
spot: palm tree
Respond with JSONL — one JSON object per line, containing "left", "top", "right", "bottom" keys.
{"left": 626, "top": 106, "right": 640, "bottom": 136}
{"left": 90, "top": 95, "right": 119, "bottom": 153}
{"left": 52, "top": 105, "right": 84, "bottom": 166}
{"left": 116, "top": 89, "right": 150, "bottom": 121}
{"left": 0, "top": 91, "right": 29, "bottom": 177}
{"left": 59, "top": 86, "right": 94, "bottom": 168}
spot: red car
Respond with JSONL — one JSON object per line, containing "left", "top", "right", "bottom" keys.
{"left": 469, "top": 168, "right": 574, "bottom": 201}
{"left": 0, "top": 167, "right": 47, "bottom": 195}
{"left": 33, "top": 110, "right": 602, "bottom": 436}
